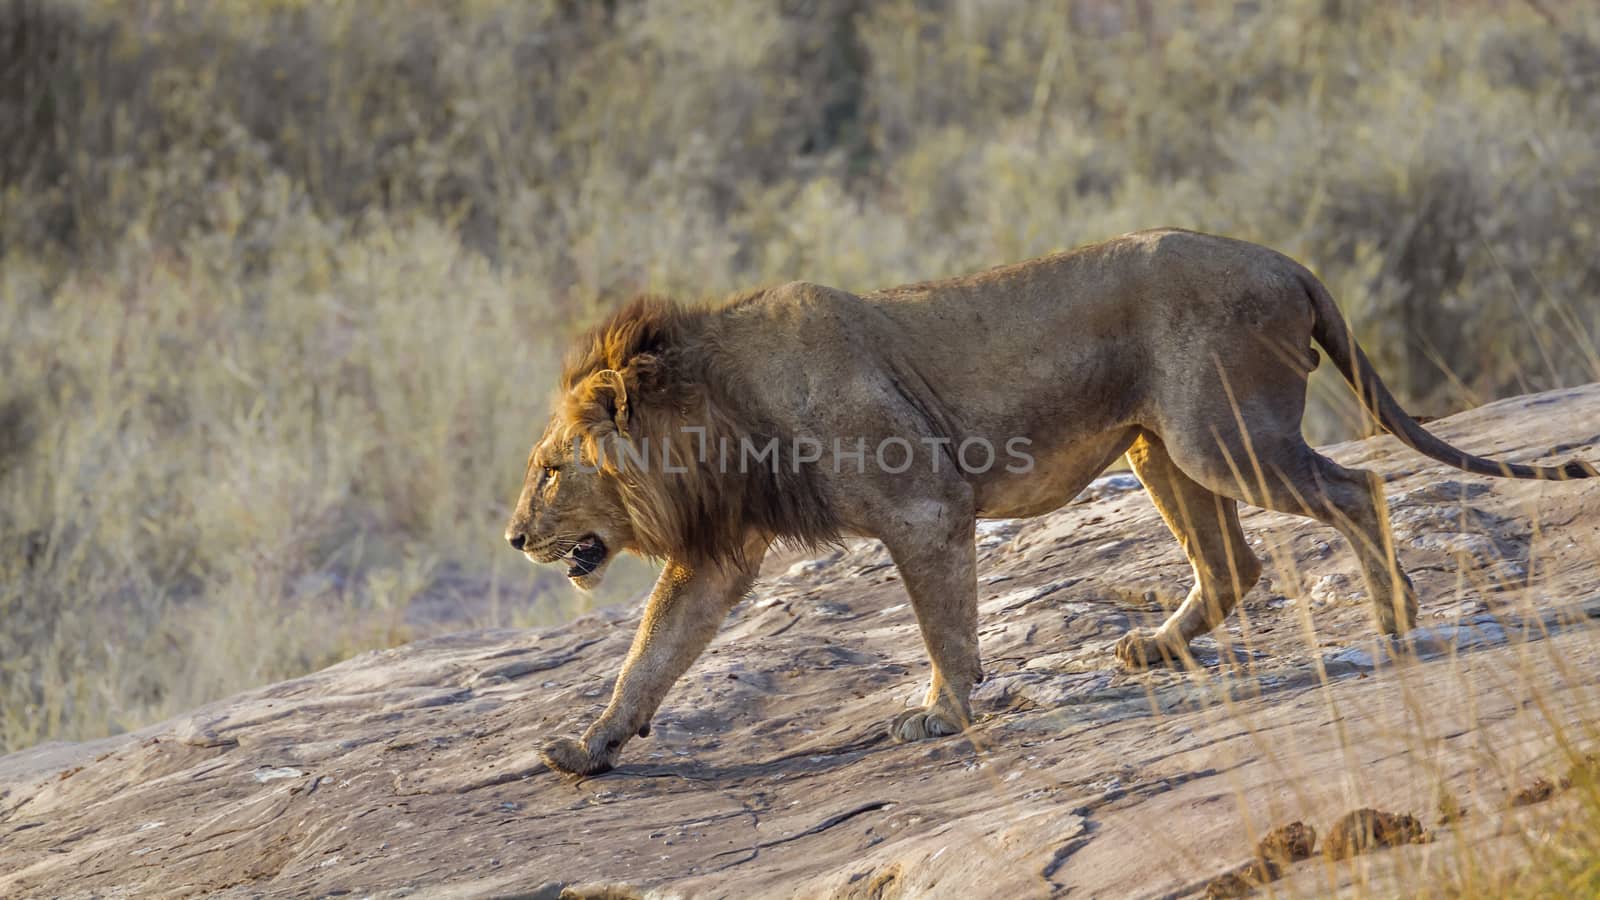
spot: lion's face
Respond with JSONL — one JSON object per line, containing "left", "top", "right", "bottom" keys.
{"left": 504, "top": 422, "right": 634, "bottom": 590}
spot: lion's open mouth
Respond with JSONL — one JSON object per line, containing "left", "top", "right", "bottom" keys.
{"left": 567, "top": 535, "right": 608, "bottom": 578}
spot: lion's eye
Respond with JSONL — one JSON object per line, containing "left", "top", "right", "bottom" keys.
{"left": 542, "top": 466, "right": 559, "bottom": 483}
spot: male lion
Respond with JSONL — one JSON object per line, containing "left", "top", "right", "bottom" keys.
{"left": 505, "top": 228, "right": 1593, "bottom": 776}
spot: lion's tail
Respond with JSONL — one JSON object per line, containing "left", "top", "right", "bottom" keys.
{"left": 1300, "top": 270, "right": 1596, "bottom": 481}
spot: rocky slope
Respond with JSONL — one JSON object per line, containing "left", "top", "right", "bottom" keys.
{"left": 3, "top": 385, "right": 1600, "bottom": 898}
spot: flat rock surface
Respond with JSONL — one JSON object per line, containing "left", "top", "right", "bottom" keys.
{"left": 3, "top": 386, "right": 1600, "bottom": 898}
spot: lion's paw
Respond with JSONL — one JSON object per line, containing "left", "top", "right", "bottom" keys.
{"left": 539, "top": 736, "right": 614, "bottom": 776}
{"left": 889, "top": 707, "right": 965, "bottom": 743}
{"left": 1376, "top": 590, "right": 1419, "bottom": 637}
{"left": 1114, "top": 629, "right": 1184, "bottom": 670}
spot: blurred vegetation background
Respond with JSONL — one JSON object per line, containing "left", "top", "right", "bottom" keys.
{"left": 1, "top": 0, "right": 1597, "bottom": 753}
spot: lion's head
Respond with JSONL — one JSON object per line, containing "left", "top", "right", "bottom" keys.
{"left": 503, "top": 414, "right": 636, "bottom": 590}
{"left": 505, "top": 295, "right": 840, "bottom": 586}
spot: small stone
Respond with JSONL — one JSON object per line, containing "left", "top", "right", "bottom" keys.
{"left": 1255, "top": 820, "right": 1316, "bottom": 866}
{"left": 1436, "top": 789, "right": 1468, "bottom": 825}
{"left": 252, "top": 766, "right": 305, "bottom": 783}
{"left": 174, "top": 716, "right": 237, "bottom": 749}
{"left": 1324, "top": 809, "right": 1427, "bottom": 860}
{"left": 1308, "top": 573, "right": 1361, "bottom": 606}
{"left": 1510, "top": 777, "right": 1558, "bottom": 807}
{"left": 1202, "top": 821, "right": 1315, "bottom": 897}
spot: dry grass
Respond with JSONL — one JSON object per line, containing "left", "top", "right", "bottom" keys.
{"left": 3, "top": 4, "right": 1600, "bottom": 890}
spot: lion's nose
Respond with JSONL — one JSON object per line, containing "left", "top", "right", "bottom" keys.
{"left": 507, "top": 532, "right": 527, "bottom": 551}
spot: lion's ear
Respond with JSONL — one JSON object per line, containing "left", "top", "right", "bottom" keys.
{"left": 584, "top": 369, "right": 632, "bottom": 438}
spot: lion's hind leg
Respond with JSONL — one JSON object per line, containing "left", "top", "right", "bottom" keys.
{"left": 1270, "top": 455, "right": 1419, "bottom": 637}
{"left": 1163, "top": 426, "right": 1419, "bottom": 640}
{"left": 1115, "top": 432, "right": 1263, "bottom": 670}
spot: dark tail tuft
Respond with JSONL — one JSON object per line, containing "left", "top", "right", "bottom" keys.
{"left": 1299, "top": 269, "right": 1594, "bottom": 481}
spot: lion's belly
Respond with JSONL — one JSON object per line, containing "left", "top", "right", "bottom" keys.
{"left": 973, "top": 428, "right": 1138, "bottom": 519}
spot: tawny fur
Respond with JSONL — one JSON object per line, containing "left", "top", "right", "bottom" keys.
{"left": 505, "top": 228, "right": 1594, "bottom": 776}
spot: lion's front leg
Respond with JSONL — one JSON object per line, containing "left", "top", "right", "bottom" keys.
{"left": 541, "top": 545, "right": 765, "bottom": 776}
{"left": 878, "top": 490, "right": 981, "bottom": 743}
